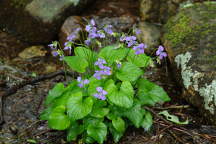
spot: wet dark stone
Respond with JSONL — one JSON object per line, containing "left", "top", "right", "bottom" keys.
{"left": 0, "top": 0, "right": 94, "bottom": 44}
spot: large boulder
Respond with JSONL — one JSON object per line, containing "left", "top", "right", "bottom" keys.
{"left": 0, "top": 0, "right": 94, "bottom": 44}
{"left": 138, "top": 0, "right": 204, "bottom": 23}
{"left": 162, "top": 2, "right": 216, "bottom": 124}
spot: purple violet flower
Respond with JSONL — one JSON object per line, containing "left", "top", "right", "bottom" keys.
{"left": 120, "top": 35, "right": 137, "bottom": 47}
{"left": 120, "top": 35, "right": 126, "bottom": 42}
{"left": 133, "top": 43, "right": 147, "bottom": 55}
{"left": 85, "top": 25, "right": 91, "bottom": 32}
{"left": 90, "top": 19, "right": 96, "bottom": 26}
{"left": 77, "top": 77, "right": 89, "bottom": 88}
{"left": 135, "top": 29, "right": 141, "bottom": 35}
{"left": 51, "top": 51, "right": 59, "bottom": 57}
{"left": 93, "top": 58, "right": 111, "bottom": 79}
{"left": 95, "top": 58, "right": 107, "bottom": 66}
{"left": 97, "top": 31, "right": 105, "bottom": 38}
{"left": 64, "top": 42, "right": 72, "bottom": 54}
{"left": 67, "top": 27, "right": 81, "bottom": 42}
{"left": 117, "top": 63, "right": 122, "bottom": 69}
{"left": 127, "top": 40, "right": 137, "bottom": 47}
{"left": 85, "top": 39, "right": 91, "bottom": 46}
{"left": 156, "top": 45, "right": 167, "bottom": 59}
{"left": 104, "top": 25, "right": 113, "bottom": 35}
{"left": 93, "top": 87, "right": 107, "bottom": 100}
{"left": 48, "top": 44, "right": 56, "bottom": 50}
{"left": 88, "top": 32, "right": 98, "bottom": 39}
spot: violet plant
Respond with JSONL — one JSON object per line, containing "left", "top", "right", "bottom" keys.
{"left": 41, "top": 19, "right": 170, "bottom": 144}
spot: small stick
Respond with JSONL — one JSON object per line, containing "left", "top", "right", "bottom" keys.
{"left": 154, "top": 105, "right": 190, "bottom": 110}
{"left": 0, "top": 70, "right": 75, "bottom": 125}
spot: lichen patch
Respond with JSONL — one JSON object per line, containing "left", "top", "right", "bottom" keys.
{"left": 175, "top": 52, "right": 216, "bottom": 114}
{"left": 199, "top": 80, "right": 216, "bottom": 114}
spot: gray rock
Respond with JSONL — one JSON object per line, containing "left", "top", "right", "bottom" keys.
{"left": 0, "top": 0, "right": 94, "bottom": 44}
{"left": 139, "top": 0, "right": 188, "bottom": 23}
{"left": 136, "top": 22, "right": 161, "bottom": 52}
{"left": 59, "top": 16, "right": 82, "bottom": 47}
{"left": 93, "top": 16, "right": 137, "bottom": 32}
{"left": 162, "top": 2, "right": 216, "bottom": 124}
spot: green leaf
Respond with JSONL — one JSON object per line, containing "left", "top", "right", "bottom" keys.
{"left": 141, "top": 111, "right": 153, "bottom": 131}
{"left": 112, "top": 117, "right": 125, "bottom": 133}
{"left": 67, "top": 92, "right": 94, "bottom": 121}
{"left": 91, "top": 101, "right": 109, "bottom": 118}
{"left": 109, "top": 124, "right": 124, "bottom": 143}
{"left": 105, "top": 81, "right": 134, "bottom": 108}
{"left": 127, "top": 49, "right": 152, "bottom": 67}
{"left": 159, "top": 110, "right": 189, "bottom": 125}
{"left": 87, "top": 122, "right": 107, "bottom": 144}
{"left": 83, "top": 117, "right": 103, "bottom": 129}
{"left": 137, "top": 78, "right": 170, "bottom": 105}
{"left": 122, "top": 102, "right": 145, "bottom": 128}
{"left": 67, "top": 122, "right": 84, "bottom": 141}
{"left": 64, "top": 56, "right": 88, "bottom": 73}
{"left": 116, "top": 62, "right": 143, "bottom": 82}
{"left": 48, "top": 106, "right": 70, "bottom": 130}
{"left": 40, "top": 107, "right": 53, "bottom": 120}
{"left": 88, "top": 77, "right": 103, "bottom": 96}
{"left": 75, "top": 47, "right": 97, "bottom": 66}
{"left": 103, "top": 79, "right": 116, "bottom": 94}
{"left": 75, "top": 47, "right": 96, "bottom": 58}
{"left": 45, "top": 83, "right": 65, "bottom": 105}
{"left": 99, "top": 45, "right": 129, "bottom": 64}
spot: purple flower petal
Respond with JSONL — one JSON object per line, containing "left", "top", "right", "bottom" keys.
{"left": 85, "top": 39, "right": 91, "bottom": 46}
{"left": 90, "top": 19, "right": 96, "bottom": 26}
{"left": 83, "top": 79, "right": 89, "bottom": 84}
{"left": 51, "top": 51, "right": 59, "bottom": 57}
{"left": 135, "top": 29, "right": 141, "bottom": 35}
{"left": 102, "top": 90, "right": 107, "bottom": 95}
{"left": 77, "top": 77, "right": 82, "bottom": 82}
{"left": 96, "top": 87, "right": 103, "bottom": 92}
{"left": 85, "top": 25, "right": 91, "bottom": 32}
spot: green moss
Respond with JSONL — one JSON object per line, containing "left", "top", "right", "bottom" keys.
{"left": 11, "top": 0, "right": 32, "bottom": 8}
{"left": 164, "top": 3, "right": 216, "bottom": 47}
{"left": 164, "top": 13, "right": 192, "bottom": 47}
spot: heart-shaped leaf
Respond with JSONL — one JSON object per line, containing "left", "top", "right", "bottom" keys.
{"left": 64, "top": 56, "right": 88, "bottom": 73}
{"left": 99, "top": 45, "right": 129, "bottom": 64}
{"left": 141, "top": 110, "right": 153, "bottom": 131}
{"left": 122, "top": 102, "right": 145, "bottom": 128}
{"left": 116, "top": 62, "right": 143, "bottom": 82}
{"left": 137, "top": 78, "right": 170, "bottom": 105}
{"left": 112, "top": 117, "right": 125, "bottom": 133}
{"left": 67, "top": 92, "right": 93, "bottom": 121}
{"left": 45, "top": 83, "right": 65, "bottom": 105}
{"left": 105, "top": 80, "right": 134, "bottom": 108}
{"left": 87, "top": 122, "right": 107, "bottom": 144}
{"left": 48, "top": 105, "right": 70, "bottom": 130}
{"left": 127, "top": 49, "right": 151, "bottom": 68}
{"left": 67, "top": 122, "right": 84, "bottom": 141}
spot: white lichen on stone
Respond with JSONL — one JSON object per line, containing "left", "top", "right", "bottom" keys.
{"left": 199, "top": 80, "right": 216, "bottom": 114}
{"left": 175, "top": 52, "right": 192, "bottom": 88}
{"left": 175, "top": 52, "right": 216, "bottom": 114}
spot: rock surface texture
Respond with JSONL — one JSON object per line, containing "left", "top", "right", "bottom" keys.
{"left": 138, "top": 0, "right": 209, "bottom": 23}
{"left": 0, "top": 0, "right": 94, "bottom": 44}
{"left": 163, "top": 2, "right": 216, "bottom": 124}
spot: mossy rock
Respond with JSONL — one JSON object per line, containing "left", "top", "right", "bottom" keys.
{"left": 163, "top": 2, "right": 216, "bottom": 124}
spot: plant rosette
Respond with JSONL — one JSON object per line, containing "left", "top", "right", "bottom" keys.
{"left": 41, "top": 20, "right": 170, "bottom": 144}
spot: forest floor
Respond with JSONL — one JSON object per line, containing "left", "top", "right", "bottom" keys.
{"left": 1, "top": 30, "right": 216, "bottom": 144}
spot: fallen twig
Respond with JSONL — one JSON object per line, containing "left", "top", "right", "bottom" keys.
{"left": 154, "top": 105, "right": 190, "bottom": 110}
{"left": 0, "top": 70, "right": 75, "bottom": 125}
